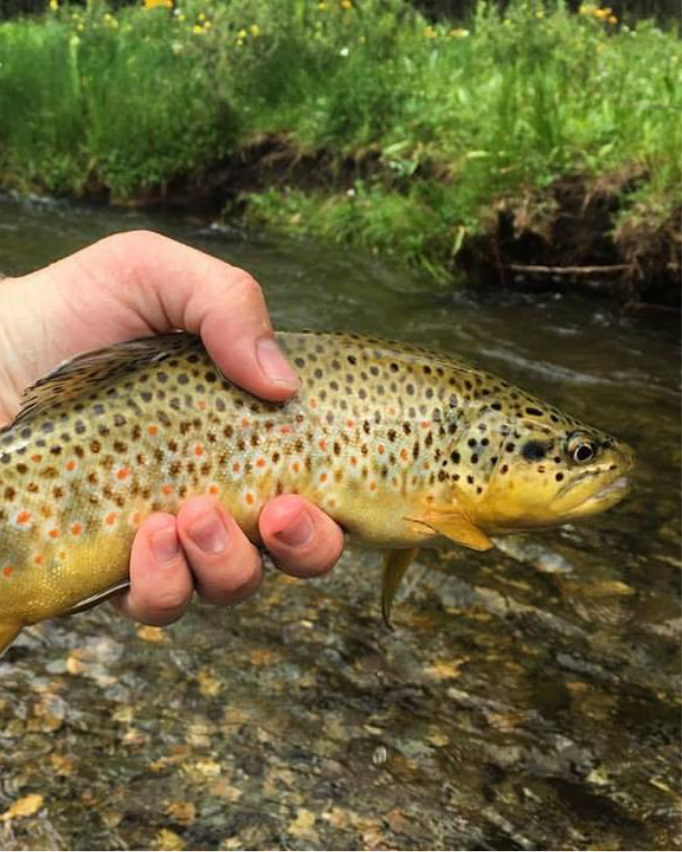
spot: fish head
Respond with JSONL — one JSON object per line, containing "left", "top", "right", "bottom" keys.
{"left": 460, "top": 407, "right": 635, "bottom": 533}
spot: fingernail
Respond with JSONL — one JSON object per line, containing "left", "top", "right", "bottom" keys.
{"left": 275, "top": 509, "right": 314, "bottom": 549}
{"left": 256, "top": 337, "right": 300, "bottom": 389}
{"left": 188, "top": 510, "right": 229, "bottom": 554}
{"left": 151, "top": 526, "right": 180, "bottom": 562}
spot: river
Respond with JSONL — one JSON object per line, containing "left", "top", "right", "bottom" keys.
{"left": 0, "top": 194, "right": 679, "bottom": 850}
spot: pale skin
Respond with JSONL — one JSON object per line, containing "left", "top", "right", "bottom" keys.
{"left": 0, "top": 230, "right": 344, "bottom": 625}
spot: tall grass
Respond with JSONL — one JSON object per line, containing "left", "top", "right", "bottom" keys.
{"left": 0, "top": 0, "right": 678, "bottom": 272}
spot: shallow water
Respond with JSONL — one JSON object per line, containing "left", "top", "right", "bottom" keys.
{"left": 0, "top": 194, "right": 679, "bottom": 851}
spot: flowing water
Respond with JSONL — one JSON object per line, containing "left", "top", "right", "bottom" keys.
{"left": 0, "top": 194, "right": 679, "bottom": 851}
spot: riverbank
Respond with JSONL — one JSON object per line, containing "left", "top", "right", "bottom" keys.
{"left": 0, "top": 1, "right": 679, "bottom": 304}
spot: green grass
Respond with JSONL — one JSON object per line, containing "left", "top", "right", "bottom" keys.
{"left": 0, "top": 0, "right": 679, "bottom": 279}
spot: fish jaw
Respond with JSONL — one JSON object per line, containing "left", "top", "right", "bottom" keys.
{"left": 468, "top": 438, "right": 635, "bottom": 534}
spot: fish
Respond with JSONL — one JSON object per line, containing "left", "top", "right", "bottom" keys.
{"left": 0, "top": 331, "right": 634, "bottom": 656}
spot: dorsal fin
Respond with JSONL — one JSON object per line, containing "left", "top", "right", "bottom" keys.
{"left": 8, "top": 333, "right": 198, "bottom": 428}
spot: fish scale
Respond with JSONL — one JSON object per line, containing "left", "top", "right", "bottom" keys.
{"left": 0, "top": 330, "right": 634, "bottom": 654}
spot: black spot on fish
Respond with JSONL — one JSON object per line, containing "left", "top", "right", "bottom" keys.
{"left": 522, "top": 440, "right": 547, "bottom": 462}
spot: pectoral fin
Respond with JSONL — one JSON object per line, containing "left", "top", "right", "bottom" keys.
{"left": 0, "top": 623, "right": 21, "bottom": 659}
{"left": 381, "top": 547, "right": 420, "bottom": 630}
{"left": 406, "top": 509, "right": 493, "bottom": 551}
{"left": 60, "top": 580, "right": 131, "bottom": 617}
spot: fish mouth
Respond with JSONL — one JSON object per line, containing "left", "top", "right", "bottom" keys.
{"left": 577, "top": 475, "right": 631, "bottom": 511}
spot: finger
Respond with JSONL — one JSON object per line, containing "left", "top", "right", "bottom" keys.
{"left": 177, "top": 496, "right": 263, "bottom": 606}
{"left": 112, "top": 513, "right": 194, "bottom": 626}
{"left": 78, "top": 231, "right": 299, "bottom": 400}
{"left": 259, "top": 495, "right": 344, "bottom": 579}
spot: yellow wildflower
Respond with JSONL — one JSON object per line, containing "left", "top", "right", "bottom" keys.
{"left": 608, "top": 14, "right": 618, "bottom": 24}
{"left": 192, "top": 24, "right": 203, "bottom": 34}
{"left": 450, "top": 28, "right": 470, "bottom": 38}
{"left": 423, "top": 25, "right": 438, "bottom": 39}
{"left": 340, "top": 0, "right": 353, "bottom": 10}
{"left": 198, "top": 12, "right": 205, "bottom": 21}
{"left": 48, "top": 0, "right": 59, "bottom": 11}
{"left": 535, "top": 10, "right": 545, "bottom": 18}
{"left": 144, "top": 0, "right": 173, "bottom": 9}
{"left": 237, "top": 28, "right": 247, "bottom": 39}
{"left": 318, "top": 2, "right": 327, "bottom": 9}
{"left": 250, "top": 24, "right": 260, "bottom": 37}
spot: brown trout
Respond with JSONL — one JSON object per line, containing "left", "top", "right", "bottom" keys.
{"left": 0, "top": 331, "right": 634, "bottom": 655}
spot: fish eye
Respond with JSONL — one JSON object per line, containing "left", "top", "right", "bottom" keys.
{"left": 568, "top": 433, "right": 597, "bottom": 465}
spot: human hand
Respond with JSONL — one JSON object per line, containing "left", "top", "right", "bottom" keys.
{"left": 0, "top": 230, "right": 344, "bottom": 624}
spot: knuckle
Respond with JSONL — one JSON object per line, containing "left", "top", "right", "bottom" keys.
{"left": 230, "top": 271, "right": 263, "bottom": 304}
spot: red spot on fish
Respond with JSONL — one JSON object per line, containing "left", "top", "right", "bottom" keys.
{"left": 241, "top": 418, "right": 250, "bottom": 428}
{"left": 400, "top": 448, "right": 409, "bottom": 461}
{"left": 71, "top": 523, "right": 83, "bottom": 536}
{"left": 3, "top": 566, "right": 13, "bottom": 578}
{"left": 33, "top": 554, "right": 44, "bottom": 565}
{"left": 65, "top": 459, "right": 76, "bottom": 472}
{"left": 131, "top": 513, "right": 141, "bottom": 529}
{"left": 105, "top": 512, "right": 118, "bottom": 526}
{"left": 377, "top": 444, "right": 385, "bottom": 455}
{"left": 309, "top": 398, "right": 318, "bottom": 409}
{"left": 208, "top": 485, "right": 219, "bottom": 496}
{"left": 346, "top": 419, "right": 355, "bottom": 429}
{"left": 319, "top": 473, "right": 328, "bottom": 483}
{"left": 194, "top": 444, "right": 204, "bottom": 457}
{"left": 48, "top": 529, "right": 59, "bottom": 539}
{"left": 388, "top": 406, "right": 396, "bottom": 417}
{"left": 31, "top": 454, "right": 42, "bottom": 463}
{"left": 232, "top": 462, "right": 241, "bottom": 473}
{"left": 117, "top": 467, "right": 130, "bottom": 481}
{"left": 318, "top": 439, "right": 327, "bottom": 451}
{"left": 256, "top": 458, "right": 266, "bottom": 468}
{"left": 148, "top": 425, "right": 158, "bottom": 436}
{"left": 280, "top": 425, "right": 292, "bottom": 435}
{"left": 350, "top": 456, "right": 357, "bottom": 466}
{"left": 369, "top": 481, "right": 377, "bottom": 491}
{"left": 245, "top": 493, "right": 255, "bottom": 506}
{"left": 162, "top": 484, "right": 174, "bottom": 496}
{"left": 196, "top": 400, "right": 207, "bottom": 411}
{"left": 421, "top": 421, "right": 432, "bottom": 430}
{"left": 16, "top": 510, "right": 31, "bottom": 525}
{"left": 293, "top": 462, "right": 300, "bottom": 473}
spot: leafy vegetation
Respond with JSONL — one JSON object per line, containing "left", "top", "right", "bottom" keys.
{"left": 0, "top": 0, "right": 679, "bottom": 283}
